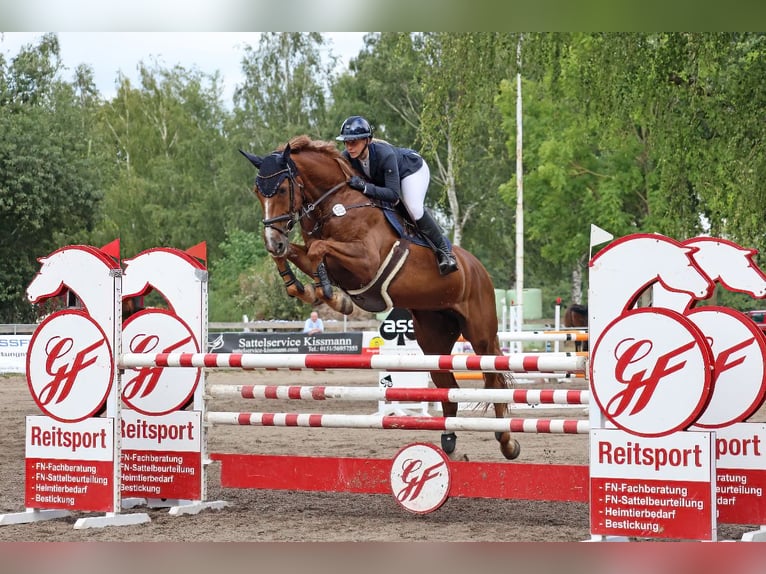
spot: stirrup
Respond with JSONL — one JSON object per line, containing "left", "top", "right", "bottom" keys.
{"left": 437, "top": 252, "right": 458, "bottom": 275}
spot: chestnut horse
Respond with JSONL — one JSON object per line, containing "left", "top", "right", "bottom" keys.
{"left": 240, "top": 135, "right": 520, "bottom": 460}
{"left": 563, "top": 303, "right": 588, "bottom": 352}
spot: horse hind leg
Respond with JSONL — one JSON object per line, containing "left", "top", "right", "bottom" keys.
{"left": 429, "top": 371, "right": 467, "bottom": 461}
{"left": 470, "top": 334, "right": 521, "bottom": 460}
{"left": 484, "top": 371, "right": 521, "bottom": 460}
{"left": 410, "top": 310, "right": 467, "bottom": 459}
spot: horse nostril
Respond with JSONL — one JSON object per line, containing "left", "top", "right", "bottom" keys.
{"left": 267, "top": 238, "right": 287, "bottom": 257}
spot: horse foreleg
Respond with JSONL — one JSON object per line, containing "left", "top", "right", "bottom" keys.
{"left": 272, "top": 256, "right": 317, "bottom": 305}
{"left": 306, "top": 238, "right": 380, "bottom": 315}
{"left": 314, "top": 262, "right": 333, "bottom": 300}
{"left": 310, "top": 262, "right": 354, "bottom": 315}
{"left": 307, "top": 239, "right": 383, "bottom": 282}
{"left": 285, "top": 243, "right": 354, "bottom": 315}
{"left": 323, "top": 288, "right": 355, "bottom": 315}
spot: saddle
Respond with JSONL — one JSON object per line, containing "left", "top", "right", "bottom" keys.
{"left": 378, "top": 200, "right": 452, "bottom": 251}
{"left": 341, "top": 200, "right": 428, "bottom": 312}
{"left": 334, "top": 199, "right": 451, "bottom": 312}
{"left": 377, "top": 201, "right": 428, "bottom": 248}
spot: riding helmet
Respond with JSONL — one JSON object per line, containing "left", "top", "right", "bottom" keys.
{"left": 336, "top": 116, "right": 373, "bottom": 141}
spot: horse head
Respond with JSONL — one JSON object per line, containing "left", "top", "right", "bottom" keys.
{"left": 240, "top": 137, "right": 356, "bottom": 258}
{"left": 240, "top": 144, "right": 304, "bottom": 258}
{"left": 684, "top": 237, "right": 766, "bottom": 298}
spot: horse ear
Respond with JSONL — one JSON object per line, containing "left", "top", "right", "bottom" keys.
{"left": 239, "top": 149, "right": 263, "bottom": 169}
{"left": 283, "top": 143, "right": 292, "bottom": 162}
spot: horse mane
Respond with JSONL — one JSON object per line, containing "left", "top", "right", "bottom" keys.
{"left": 280, "top": 135, "right": 342, "bottom": 158}
{"left": 281, "top": 134, "right": 354, "bottom": 176}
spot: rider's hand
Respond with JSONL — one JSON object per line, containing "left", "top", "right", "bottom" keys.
{"left": 348, "top": 176, "right": 368, "bottom": 193}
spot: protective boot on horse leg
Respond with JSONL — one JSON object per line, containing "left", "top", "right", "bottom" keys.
{"left": 415, "top": 210, "right": 458, "bottom": 276}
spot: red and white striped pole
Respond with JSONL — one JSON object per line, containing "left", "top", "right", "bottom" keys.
{"left": 205, "top": 411, "right": 590, "bottom": 434}
{"left": 121, "top": 352, "right": 586, "bottom": 373}
{"left": 208, "top": 384, "right": 590, "bottom": 405}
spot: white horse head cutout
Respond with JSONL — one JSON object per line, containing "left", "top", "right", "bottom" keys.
{"left": 122, "top": 244, "right": 207, "bottom": 330}
{"left": 686, "top": 237, "right": 766, "bottom": 297}
{"left": 27, "top": 245, "right": 121, "bottom": 329}
{"left": 653, "top": 237, "right": 766, "bottom": 312}
{"left": 589, "top": 233, "right": 715, "bottom": 342}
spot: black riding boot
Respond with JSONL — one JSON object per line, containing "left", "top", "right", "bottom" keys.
{"left": 415, "top": 212, "right": 458, "bottom": 275}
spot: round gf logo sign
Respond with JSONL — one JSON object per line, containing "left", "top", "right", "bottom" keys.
{"left": 390, "top": 443, "right": 451, "bottom": 513}
{"left": 26, "top": 310, "right": 114, "bottom": 422}
{"left": 122, "top": 308, "right": 200, "bottom": 415}
{"left": 590, "top": 308, "right": 713, "bottom": 437}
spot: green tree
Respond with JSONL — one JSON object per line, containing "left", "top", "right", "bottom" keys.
{"left": 498, "top": 33, "right": 766, "bottom": 304}
{"left": 93, "top": 61, "right": 256, "bottom": 262}
{"left": 0, "top": 34, "right": 104, "bottom": 321}
{"left": 232, "top": 32, "right": 335, "bottom": 153}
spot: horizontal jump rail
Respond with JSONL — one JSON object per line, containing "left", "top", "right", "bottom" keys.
{"left": 455, "top": 372, "right": 585, "bottom": 380}
{"left": 205, "top": 412, "right": 590, "bottom": 434}
{"left": 453, "top": 352, "right": 589, "bottom": 358}
{"left": 121, "top": 352, "right": 587, "bottom": 373}
{"left": 496, "top": 331, "right": 588, "bottom": 342}
{"left": 207, "top": 384, "right": 590, "bottom": 405}
{"left": 455, "top": 330, "right": 588, "bottom": 343}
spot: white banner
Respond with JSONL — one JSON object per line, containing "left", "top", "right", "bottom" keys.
{"left": 0, "top": 335, "right": 31, "bottom": 373}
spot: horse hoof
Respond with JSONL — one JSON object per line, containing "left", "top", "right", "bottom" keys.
{"left": 441, "top": 432, "right": 457, "bottom": 454}
{"left": 501, "top": 439, "right": 521, "bottom": 460}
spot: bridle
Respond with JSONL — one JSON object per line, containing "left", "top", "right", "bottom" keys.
{"left": 258, "top": 154, "right": 347, "bottom": 237}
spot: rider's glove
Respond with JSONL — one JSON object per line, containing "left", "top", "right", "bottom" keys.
{"left": 348, "top": 176, "right": 368, "bottom": 193}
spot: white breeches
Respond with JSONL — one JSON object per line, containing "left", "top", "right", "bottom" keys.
{"left": 400, "top": 161, "right": 430, "bottom": 221}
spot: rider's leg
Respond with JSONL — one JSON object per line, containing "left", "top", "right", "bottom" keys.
{"left": 401, "top": 163, "right": 458, "bottom": 276}
{"left": 414, "top": 211, "right": 458, "bottom": 275}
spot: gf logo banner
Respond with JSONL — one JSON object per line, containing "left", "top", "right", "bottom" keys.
{"left": 122, "top": 308, "right": 200, "bottom": 415}
{"left": 390, "top": 443, "right": 451, "bottom": 513}
{"left": 26, "top": 310, "right": 114, "bottom": 422}
{"left": 590, "top": 308, "right": 713, "bottom": 437}
{"left": 589, "top": 233, "right": 766, "bottom": 436}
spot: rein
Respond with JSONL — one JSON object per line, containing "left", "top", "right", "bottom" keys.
{"left": 261, "top": 157, "right": 369, "bottom": 237}
{"left": 300, "top": 180, "right": 363, "bottom": 236}
{"left": 300, "top": 181, "right": 347, "bottom": 219}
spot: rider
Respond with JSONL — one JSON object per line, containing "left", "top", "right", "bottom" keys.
{"left": 336, "top": 115, "right": 458, "bottom": 276}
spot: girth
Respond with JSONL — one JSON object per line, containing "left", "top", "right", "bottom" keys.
{"left": 345, "top": 240, "right": 410, "bottom": 312}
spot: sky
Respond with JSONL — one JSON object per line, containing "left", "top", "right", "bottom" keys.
{"left": 0, "top": 32, "right": 368, "bottom": 103}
